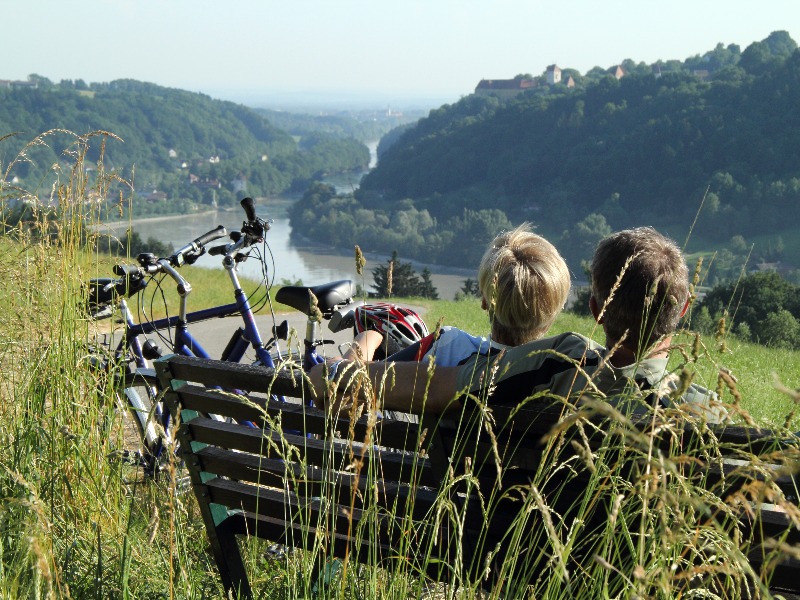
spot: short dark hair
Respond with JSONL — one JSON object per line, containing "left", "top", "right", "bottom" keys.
{"left": 590, "top": 227, "right": 688, "bottom": 351}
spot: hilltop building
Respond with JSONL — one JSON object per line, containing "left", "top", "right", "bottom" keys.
{"left": 0, "top": 77, "right": 39, "bottom": 89}
{"left": 475, "top": 64, "right": 576, "bottom": 98}
{"left": 608, "top": 65, "right": 626, "bottom": 79}
{"left": 474, "top": 77, "right": 539, "bottom": 98}
{"left": 546, "top": 64, "right": 561, "bottom": 85}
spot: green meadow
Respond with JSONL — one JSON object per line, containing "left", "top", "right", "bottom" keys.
{"left": 2, "top": 132, "right": 800, "bottom": 598}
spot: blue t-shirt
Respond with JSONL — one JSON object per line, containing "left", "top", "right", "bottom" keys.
{"left": 389, "top": 326, "right": 507, "bottom": 366}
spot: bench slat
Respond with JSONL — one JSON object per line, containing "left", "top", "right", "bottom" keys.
{"left": 160, "top": 354, "right": 307, "bottom": 396}
{"left": 204, "top": 477, "right": 435, "bottom": 546}
{"left": 181, "top": 417, "right": 435, "bottom": 486}
{"left": 172, "top": 383, "right": 426, "bottom": 453}
{"left": 192, "top": 445, "right": 440, "bottom": 519}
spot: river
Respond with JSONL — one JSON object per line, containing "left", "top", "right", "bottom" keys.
{"left": 97, "top": 141, "right": 477, "bottom": 300}
{"left": 97, "top": 199, "right": 474, "bottom": 301}
{"left": 96, "top": 141, "right": 474, "bottom": 300}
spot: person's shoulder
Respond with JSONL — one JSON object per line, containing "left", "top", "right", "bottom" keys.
{"left": 511, "top": 331, "right": 603, "bottom": 359}
{"left": 429, "top": 327, "right": 484, "bottom": 349}
{"left": 658, "top": 377, "right": 728, "bottom": 424}
{"left": 436, "top": 326, "right": 477, "bottom": 340}
{"left": 480, "top": 332, "right": 603, "bottom": 379}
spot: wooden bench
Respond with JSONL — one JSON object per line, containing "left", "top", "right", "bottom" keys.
{"left": 155, "top": 355, "right": 800, "bottom": 599}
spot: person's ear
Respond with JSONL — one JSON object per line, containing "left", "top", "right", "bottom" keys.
{"left": 679, "top": 297, "right": 690, "bottom": 318}
{"left": 481, "top": 295, "right": 488, "bottom": 311}
{"left": 589, "top": 296, "right": 603, "bottom": 323}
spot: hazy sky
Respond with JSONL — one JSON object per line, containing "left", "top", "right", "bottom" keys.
{"left": 4, "top": 0, "right": 800, "bottom": 108}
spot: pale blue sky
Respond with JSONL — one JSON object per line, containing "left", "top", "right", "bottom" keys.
{"left": 4, "top": 0, "right": 799, "bottom": 107}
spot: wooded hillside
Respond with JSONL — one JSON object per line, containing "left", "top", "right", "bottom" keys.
{"left": 0, "top": 78, "right": 370, "bottom": 212}
{"left": 291, "top": 31, "right": 800, "bottom": 276}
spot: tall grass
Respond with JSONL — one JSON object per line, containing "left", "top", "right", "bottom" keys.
{"left": 0, "top": 132, "right": 218, "bottom": 598}
{"left": 1, "top": 130, "right": 799, "bottom": 598}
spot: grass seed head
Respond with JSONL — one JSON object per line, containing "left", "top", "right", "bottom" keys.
{"left": 354, "top": 245, "right": 366, "bottom": 276}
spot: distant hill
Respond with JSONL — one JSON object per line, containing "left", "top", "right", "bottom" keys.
{"left": 252, "top": 106, "right": 426, "bottom": 145}
{"left": 0, "top": 78, "right": 370, "bottom": 213}
{"left": 290, "top": 31, "right": 800, "bottom": 280}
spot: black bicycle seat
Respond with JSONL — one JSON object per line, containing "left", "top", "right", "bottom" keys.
{"left": 87, "top": 275, "right": 147, "bottom": 308}
{"left": 275, "top": 280, "right": 356, "bottom": 317}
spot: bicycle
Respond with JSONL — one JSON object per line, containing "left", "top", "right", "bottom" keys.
{"left": 88, "top": 197, "right": 359, "bottom": 474}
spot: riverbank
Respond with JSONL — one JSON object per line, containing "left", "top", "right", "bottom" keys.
{"left": 92, "top": 207, "right": 227, "bottom": 232}
{"left": 95, "top": 206, "right": 473, "bottom": 300}
{"left": 289, "top": 229, "right": 476, "bottom": 279}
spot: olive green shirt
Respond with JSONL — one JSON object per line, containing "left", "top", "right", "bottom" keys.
{"left": 455, "top": 332, "right": 725, "bottom": 423}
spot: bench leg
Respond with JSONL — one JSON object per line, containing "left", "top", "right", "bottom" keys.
{"left": 210, "top": 519, "right": 253, "bottom": 599}
{"left": 311, "top": 557, "right": 343, "bottom": 595}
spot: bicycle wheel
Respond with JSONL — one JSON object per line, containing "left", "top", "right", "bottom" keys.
{"left": 117, "top": 380, "right": 167, "bottom": 474}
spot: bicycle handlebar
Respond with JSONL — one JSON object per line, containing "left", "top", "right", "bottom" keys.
{"left": 105, "top": 202, "right": 264, "bottom": 302}
{"left": 208, "top": 198, "right": 272, "bottom": 258}
{"left": 194, "top": 224, "right": 229, "bottom": 248}
{"left": 170, "top": 225, "right": 228, "bottom": 266}
{"left": 240, "top": 196, "right": 257, "bottom": 222}
{"left": 113, "top": 263, "right": 143, "bottom": 277}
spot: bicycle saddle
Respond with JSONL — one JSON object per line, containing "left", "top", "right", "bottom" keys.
{"left": 275, "top": 280, "right": 356, "bottom": 317}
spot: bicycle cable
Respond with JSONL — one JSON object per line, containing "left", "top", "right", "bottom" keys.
{"left": 139, "top": 271, "right": 175, "bottom": 351}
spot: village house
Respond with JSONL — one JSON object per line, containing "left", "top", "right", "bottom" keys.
{"left": 141, "top": 190, "right": 167, "bottom": 202}
{"left": 475, "top": 77, "right": 539, "bottom": 98}
{"left": 608, "top": 65, "right": 626, "bottom": 79}
{"left": 0, "top": 78, "right": 39, "bottom": 89}
{"left": 475, "top": 64, "right": 576, "bottom": 98}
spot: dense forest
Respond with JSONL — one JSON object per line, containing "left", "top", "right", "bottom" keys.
{"left": 290, "top": 31, "right": 800, "bottom": 281}
{"left": 0, "top": 78, "right": 370, "bottom": 214}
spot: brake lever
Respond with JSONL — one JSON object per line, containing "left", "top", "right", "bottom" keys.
{"left": 183, "top": 248, "right": 206, "bottom": 265}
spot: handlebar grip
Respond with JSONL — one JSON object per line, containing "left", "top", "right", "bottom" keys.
{"left": 240, "top": 197, "right": 257, "bottom": 222}
{"left": 193, "top": 225, "right": 228, "bottom": 248}
{"left": 208, "top": 245, "right": 227, "bottom": 256}
{"left": 113, "top": 264, "right": 142, "bottom": 277}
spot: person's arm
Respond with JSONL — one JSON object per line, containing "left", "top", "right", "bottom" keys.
{"left": 307, "top": 360, "right": 461, "bottom": 414}
{"left": 341, "top": 330, "right": 383, "bottom": 361}
{"left": 369, "top": 360, "right": 461, "bottom": 413}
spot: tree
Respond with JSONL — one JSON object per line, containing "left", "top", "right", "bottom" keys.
{"left": 763, "top": 30, "right": 798, "bottom": 58}
{"left": 739, "top": 40, "right": 779, "bottom": 74}
{"left": 459, "top": 278, "right": 481, "bottom": 298}
{"left": 759, "top": 309, "right": 800, "bottom": 349}
{"left": 418, "top": 268, "right": 439, "bottom": 300}
{"left": 729, "top": 235, "right": 748, "bottom": 255}
{"left": 371, "top": 251, "right": 439, "bottom": 298}
{"left": 445, "top": 209, "right": 512, "bottom": 267}
{"left": 567, "top": 262, "right": 593, "bottom": 316}
{"left": 688, "top": 305, "right": 715, "bottom": 335}
{"left": 560, "top": 213, "right": 612, "bottom": 271}
{"left": 699, "top": 271, "right": 800, "bottom": 347}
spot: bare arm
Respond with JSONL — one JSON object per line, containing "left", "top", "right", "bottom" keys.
{"left": 307, "top": 360, "right": 461, "bottom": 414}
{"left": 341, "top": 330, "right": 383, "bottom": 361}
{"left": 368, "top": 360, "right": 461, "bottom": 414}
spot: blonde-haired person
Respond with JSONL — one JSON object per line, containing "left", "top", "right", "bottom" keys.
{"left": 345, "top": 223, "right": 571, "bottom": 367}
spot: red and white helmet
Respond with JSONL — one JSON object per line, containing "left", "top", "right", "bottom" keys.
{"left": 354, "top": 303, "right": 429, "bottom": 348}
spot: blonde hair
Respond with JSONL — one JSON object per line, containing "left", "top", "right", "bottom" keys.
{"left": 590, "top": 227, "right": 689, "bottom": 352}
{"left": 478, "top": 223, "right": 571, "bottom": 346}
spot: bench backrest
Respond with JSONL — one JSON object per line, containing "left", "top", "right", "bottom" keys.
{"left": 156, "top": 355, "right": 800, "bottom": 598}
